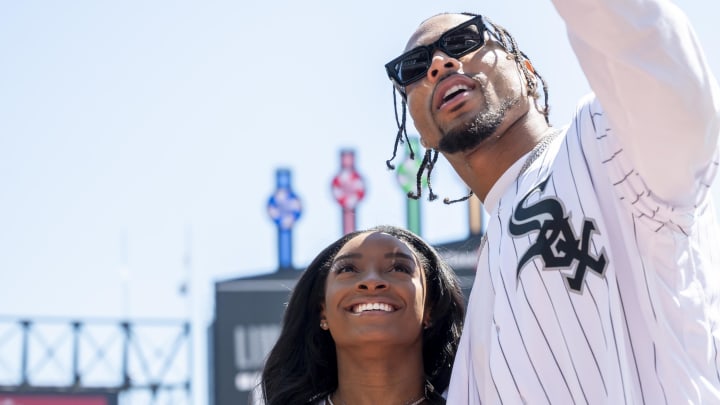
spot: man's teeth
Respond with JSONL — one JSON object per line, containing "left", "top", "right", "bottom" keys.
{"left": 443, "top": 84, "right": 469, "bottom": 101}
{"left": 352, "top": 303, "right": 394, "bottom": 313}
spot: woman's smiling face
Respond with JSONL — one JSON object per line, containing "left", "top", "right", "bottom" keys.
{"left": 321, "top": 231, "right": 428, "bottom": 348}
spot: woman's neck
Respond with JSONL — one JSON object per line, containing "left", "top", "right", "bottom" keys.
{"left": 333, "top": 347, "right": 426, "bottom": 405}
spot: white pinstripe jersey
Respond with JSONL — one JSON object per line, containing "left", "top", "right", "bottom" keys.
{"left": 446, "top": 0, "right": 720, "bottom": 404}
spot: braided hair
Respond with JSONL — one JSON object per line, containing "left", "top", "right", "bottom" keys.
{"left": 387, "top": 12, "right": 550, "bottom": 204}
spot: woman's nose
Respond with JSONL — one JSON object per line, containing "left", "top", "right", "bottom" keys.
{"left": 356, "top": 271, "right": 387, "bottom": 291}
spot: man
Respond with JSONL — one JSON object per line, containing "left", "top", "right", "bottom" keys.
{"left": 384, "top": 0, "right": 720, "bottom": 403}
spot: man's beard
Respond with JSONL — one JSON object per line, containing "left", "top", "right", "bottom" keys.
{"left": 437, "top": 97, "right": 516, "bottom": 154}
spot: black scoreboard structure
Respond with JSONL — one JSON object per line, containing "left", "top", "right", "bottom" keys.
{"left": 210, "top": 269, "right": 299, "bottom": 405}
{"left": 210, "top": 234, "right": 482, "bottom": 405}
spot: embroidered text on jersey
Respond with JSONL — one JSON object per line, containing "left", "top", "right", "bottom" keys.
{"left": 508, "top": 176, "right": 608, "bottom": 293}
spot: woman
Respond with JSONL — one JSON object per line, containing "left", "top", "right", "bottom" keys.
{"left": 261, "top": 225, "right": 465, "bottom": 405}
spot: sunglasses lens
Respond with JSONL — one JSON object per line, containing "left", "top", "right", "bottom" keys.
{"left": 394, "top": 48, "right": 430, "bottom": 85}
{"left": 442, "top": 23, "right": 485, "bottom": 56}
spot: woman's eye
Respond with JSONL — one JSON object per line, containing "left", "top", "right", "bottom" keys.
{"left": 392, "top": 265, "right": 413, "bottom": 274}
{"left": 336, "top": 265, "right": 357, "bottom": 273}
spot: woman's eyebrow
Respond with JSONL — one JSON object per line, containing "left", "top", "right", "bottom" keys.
{"left": 384, "top": 252, "right": 415, "bottom": 261}
{"left": 332, "top": 253, "right": 361, "bottom": 263}
{"left": 332, "top": 251, "right": 414, "bottom": 263}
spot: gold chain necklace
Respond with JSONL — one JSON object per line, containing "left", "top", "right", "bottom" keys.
{"left": 326, "top": 393, "right": 426, "bottom": 405}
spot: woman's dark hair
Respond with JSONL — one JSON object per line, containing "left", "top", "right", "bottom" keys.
{"left": 260, "top": 225, "right": 466, "bottom": 405}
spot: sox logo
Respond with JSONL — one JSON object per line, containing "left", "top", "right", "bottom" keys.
{"left": 509, "top": 176, "right": 608, "bottom": 293}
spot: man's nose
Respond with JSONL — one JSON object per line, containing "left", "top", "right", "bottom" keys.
{"left": 427, "top": 52, "right": 461, "bottom": 83}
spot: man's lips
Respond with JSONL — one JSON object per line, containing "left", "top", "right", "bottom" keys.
{"left": 433, "top": 74, "right": 477, "bottom": 111}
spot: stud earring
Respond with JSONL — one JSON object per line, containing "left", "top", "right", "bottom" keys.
{"left": 320, "top": 320, "right": 328, "bottom": 330}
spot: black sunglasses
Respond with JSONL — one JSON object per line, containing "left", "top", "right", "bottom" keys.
{"left": 385, "top": 15, "right": 488, "bottom": 87}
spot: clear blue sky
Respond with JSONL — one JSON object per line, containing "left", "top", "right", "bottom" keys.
{"left": 1, "top": 0, "right": 717, "bottom": 403}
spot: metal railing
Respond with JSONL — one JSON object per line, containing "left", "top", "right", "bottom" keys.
{"left": 0, "top": 317, "right": 191, "bottom": 405}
